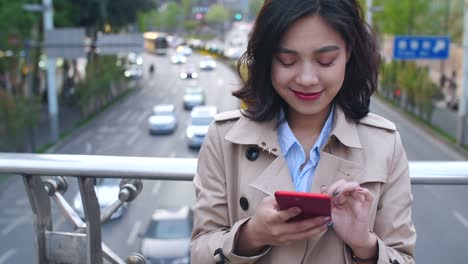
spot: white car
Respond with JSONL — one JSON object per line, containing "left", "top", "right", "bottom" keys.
{"left": 199, "top": 56, "right": 216, "bottom": 70}
{"left": 183, "top": 86, "right": 205, "bottom": 110}
{"left": 176, "top": 45, "right": 192, "bottom": 56}
{"left": 73, "top": 178, "right": 126, "bottom": 220}
{"left": 139, "top": 207, "right": 193, "bottom": 264}
{"left": 186, "top": 106, "right": 217, "bottom": 148}
{"left": 171, "top": 54, "right": 187, "bottom": 64}
{"left": 148, "top": 104, "right": 177, "bottom": 134}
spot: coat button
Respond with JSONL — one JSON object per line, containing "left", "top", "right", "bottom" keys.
{"left": 239, "top": 196, "right": 249, "bottom": 211}
{"left": 214, "top": 248, "right": 225, "bottom": 264}
{"left": 245, "top": 147, "right": 259, "bottom": 161}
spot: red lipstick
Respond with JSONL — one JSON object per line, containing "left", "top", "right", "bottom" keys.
{"left": 292, "top": 89, "right": 323, "bottom": 101}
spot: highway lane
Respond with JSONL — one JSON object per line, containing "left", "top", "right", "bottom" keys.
{"left": 0, "top": 50, "right": 467, "bottom": 263}
{"left": 371, "top": 98, "right": 468, "bottom": 263}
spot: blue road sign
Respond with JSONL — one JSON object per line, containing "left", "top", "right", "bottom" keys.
{"left": 393, "top": 36, "right": 450, "bottom": 60}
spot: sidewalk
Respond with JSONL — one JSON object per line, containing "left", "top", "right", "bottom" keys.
{"left": 32, "top": 102, "right": 83, "bottom": 152}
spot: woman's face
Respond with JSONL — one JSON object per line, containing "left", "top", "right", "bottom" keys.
{"left": 271, "top": 14, "right": 348, "bottom": 121}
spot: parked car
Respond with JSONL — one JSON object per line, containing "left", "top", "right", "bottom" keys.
{"left": 171, "top": 54, "right": 187, "bottom": 64}
{"left": 186, "top": 106, "right": 217, "bottom": 148}
{"left": 139, "top": 206, "right": 193, "bottom": 264}
{"left": 180, "top": 64, "right": 198, "bottom": 79}
{"left": 148, "top": 104, "right": 177, "bottom": 134}
{"left": 183, "top": 86, "right": 205, "bottom": 110}
{"left": 73, "top": 178, "right": 126, "bottom": 220}
{"left": 199, "top": 56, "right": 216, "bottom": 71}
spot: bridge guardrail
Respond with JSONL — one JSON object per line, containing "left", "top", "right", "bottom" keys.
{"left": 1, "top": 153, "right": 467, "bottom": 263}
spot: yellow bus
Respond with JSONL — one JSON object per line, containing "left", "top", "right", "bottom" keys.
{"left": 143, "top": 32, "right": 169, "bottom": 55}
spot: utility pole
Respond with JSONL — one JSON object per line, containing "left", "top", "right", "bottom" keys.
{"left": 43, "top": 0, "right": 59, "bottom": 142}
{"left": 366, "top": 0, "right": 373, "bottom": 27}
{"left": 457, "top": 0, "right": 468, "bottom": 145}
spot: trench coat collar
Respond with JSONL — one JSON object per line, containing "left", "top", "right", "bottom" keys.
{"left": 224, "top": 106, "right": 362, "bottom": 151}
{"left": 224, "top": 111, "right": 281, "bottom": 155}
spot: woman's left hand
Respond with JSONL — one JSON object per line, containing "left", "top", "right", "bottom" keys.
{"left": 322, "top": 180, "right": 376, "bottom": 251}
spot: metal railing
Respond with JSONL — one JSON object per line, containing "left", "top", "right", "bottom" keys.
{"left": 0, "top": 152, "right": 468, "bottom": 264}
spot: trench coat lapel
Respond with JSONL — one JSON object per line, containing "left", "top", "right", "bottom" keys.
{"left": 248, "top": 154, "right": 295, "bottom": 196}
{"left": 225, "top": 113, "right": 295, "bottom": 195}
{"left": 306, "top": 106, "right": 365, "bottom": 252}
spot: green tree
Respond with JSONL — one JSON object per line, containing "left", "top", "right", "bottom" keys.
{"left": 160, "top": 2, "right": 182, "bottom": 32}
{"left": 249, "top": 0, "right": 263, "bottom": 19}
{"left": 182, "top": 0, "right": 193, "bottom": 20}
{"left": 205, "top": 4, "right": 230, "bottom": 25}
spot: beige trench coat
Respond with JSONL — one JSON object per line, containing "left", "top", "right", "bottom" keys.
{"left": 191, "top": 106, "right": 416, "bottom": 264}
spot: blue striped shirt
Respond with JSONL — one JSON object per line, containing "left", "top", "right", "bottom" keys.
{"left": 278, "top": 107, "right": 334, "bottom": 192}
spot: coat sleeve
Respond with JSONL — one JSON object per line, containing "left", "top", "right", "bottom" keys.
{"left": 191, "top": 123, "right": 269, "bottom": 264}
{"left": 373, "top": 131, "right": 417, "bottom": 264}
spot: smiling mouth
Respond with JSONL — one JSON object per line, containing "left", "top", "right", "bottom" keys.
{"left": 290, "top": 89, "right": 323, "bottom": 101}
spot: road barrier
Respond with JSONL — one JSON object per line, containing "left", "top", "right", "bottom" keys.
{"left": 1, "top": 153, "right": 467, "bottom": 263}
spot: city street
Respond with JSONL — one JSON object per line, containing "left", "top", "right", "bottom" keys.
{"left": 0, "top": 51, "right": 467, "bottom": 263}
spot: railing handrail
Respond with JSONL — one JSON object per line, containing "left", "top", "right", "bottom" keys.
{"left": 1, "top": 152, "right": 468, "bottom": 263}
{"left": 1, "top": 152, "right": 468, "bottom": 185}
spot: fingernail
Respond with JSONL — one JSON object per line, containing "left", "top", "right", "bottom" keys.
{"left": 332, "top": 188, "right": 340, "bottom": 196}
{"left": 327, "top": 221, "right": 334, "bottom": 228}
{"left": 320, "top": 185, "right": 328, "bottom": 193}
{"left": 321, "top": 216, "right": 331, "bottom": 224}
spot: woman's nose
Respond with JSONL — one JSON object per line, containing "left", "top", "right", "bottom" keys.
{"left": 295, "top": 63, "right": 319, "bottom": 86}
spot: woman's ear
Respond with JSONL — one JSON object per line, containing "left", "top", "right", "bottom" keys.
{"left": 346, "top": 47, "right": 351, "bottom": 62}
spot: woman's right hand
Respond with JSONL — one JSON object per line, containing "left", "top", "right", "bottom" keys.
{"left": 235, "top": 196, "right": 331, "bottom": 256}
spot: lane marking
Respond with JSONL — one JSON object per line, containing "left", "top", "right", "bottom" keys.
{"left": 126, "top": 221, "right": 142, "bottom": 245}
{"left": 126, "top": 129, "right": 140, "bottom": 147}
{"left": 423, "top": 186, "right": 442, "bottom": 201}
{"left": 3, "top": 208, "right": 23, "bottom": 216}
{"left": 453, "top": 210, "right": 468, "bottom": 230}
{"left": 0, "top": 248, "right": 17, "bottom": 264}
{"left": 1, "top": 213, "right": 31, "bottom": 236}
{"left": 152, "top": 181, "right": 162, "bottom": 196}
{"left": 15, "top": 199, "right": 28, "bottom": 206}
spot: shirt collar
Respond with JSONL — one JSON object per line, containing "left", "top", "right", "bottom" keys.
{"left": 278, "top": 105, "right": 335, "bottom": 156}
{"left": 224, "top": 105, "right": 362, "bottom": 153}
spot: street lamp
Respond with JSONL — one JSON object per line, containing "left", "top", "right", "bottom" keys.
{"left": 23, "top": 0, "right": 60, "bottom": 142}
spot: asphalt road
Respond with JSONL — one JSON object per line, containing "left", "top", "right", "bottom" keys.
{"left": 0, "top": 50, "right": 467, "bottom": 263}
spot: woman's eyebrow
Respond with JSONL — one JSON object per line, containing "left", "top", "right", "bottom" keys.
{"left": 314, "top": 45, "right": 340, "bottom": 54}
{"left": 277, "top": 47, "right": 298, "bottom": 54}
{"left": 277, "top": 45, "right": 340, "bottom": 54}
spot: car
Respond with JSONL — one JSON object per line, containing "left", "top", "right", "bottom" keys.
{"left": 199, "top": 56, "right": 216, "bottom": 71}
{"left": 73, "top": 178, "right": 126, "bottom": 220}
{"left": 148, "top": 104, "right": 177, "bottom": 134}
{"left": 139, "top": 206, "right": 193, "bottom": 264}
{"left": 171, "top": 54, "right": 187, "bottom": 64}
{"left": 180, "top": 64, "right": 198, "bottom": 79}
{"left": 183, "top": 86, "right": 205, "bottom": 110}
{"left": 186, "top": 106, "right": 217, "bottom": 148}
{"left": 176, "top": 45, "right": 192, "bottom": 56}
{"left": 124, "top": 64, "right": 143, "bottom": 79}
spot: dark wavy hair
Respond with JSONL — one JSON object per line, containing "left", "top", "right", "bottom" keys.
{"left": 233, "top": 0, "right": 380, "bottom": 121}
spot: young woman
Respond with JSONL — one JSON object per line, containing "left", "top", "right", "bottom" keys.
{"left": 191, "top": 0, "right": 416, "bottom": 263}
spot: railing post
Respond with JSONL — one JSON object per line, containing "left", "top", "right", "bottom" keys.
{"left": 23, "top": 175, "right": 52, "bottom": 263}
{"left": 78, "top": 177, "right": 103, "bottom": 264}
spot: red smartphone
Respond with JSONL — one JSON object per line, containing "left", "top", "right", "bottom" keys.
{"left": 274, "top": 190, "right": 331, "bottom": 222}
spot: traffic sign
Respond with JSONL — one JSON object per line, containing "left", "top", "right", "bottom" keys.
{"left": 44, "top": 28, "right": 86, "bottom": 59}
{"left": 393, "top": 36, "right": 450, "bottom": 60}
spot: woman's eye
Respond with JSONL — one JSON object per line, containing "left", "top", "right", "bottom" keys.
{"left": 280, "top": 60, "right": 296, "bottom": 67}
{"left": 318, "top": 60, "right": 334, "bottom": 67}
{"left": 276, "top": 55, "right": 296, "bottom": 67}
